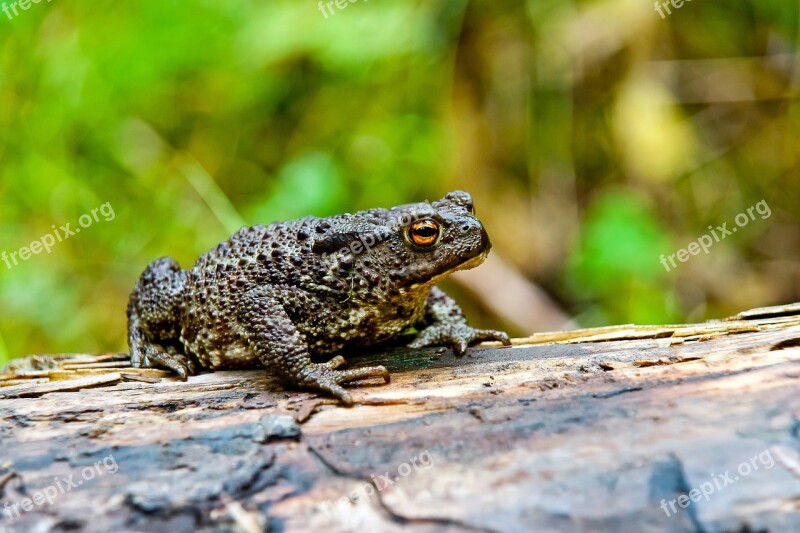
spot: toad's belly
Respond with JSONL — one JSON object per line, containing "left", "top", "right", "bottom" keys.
{"left": 181, "top": 322, "right": 260, "bottom": 369}
{"left": 179, "top": 298, "right": 427, "bottom": 367}
{"left": 297, "top": 308, "right": 421, "bottom": 355}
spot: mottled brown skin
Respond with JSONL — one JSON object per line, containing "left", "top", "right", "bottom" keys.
{"left": 127, "top": 191, "right": 510, "bottom": 404}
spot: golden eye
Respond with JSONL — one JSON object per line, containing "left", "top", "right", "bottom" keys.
{"left": 408, "top": 219, "right": 440, "bottom": 247}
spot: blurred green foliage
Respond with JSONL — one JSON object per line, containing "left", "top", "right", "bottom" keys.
{"left": 1, "top": 0, "right": 798, "bottom": 365}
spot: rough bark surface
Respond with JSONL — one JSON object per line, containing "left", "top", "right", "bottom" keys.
{"left": 2, "top": 304, "right": 800, "bottom": 533}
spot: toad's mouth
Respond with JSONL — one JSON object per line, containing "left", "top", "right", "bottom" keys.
{"left": 452, "top": 227, "right": 492, "bottom": 272}
{"left": 402, "top": 246, "right": 491, "bottom": 290}
{"left": 454, "top": 246, "right": 490, "bottom": 272}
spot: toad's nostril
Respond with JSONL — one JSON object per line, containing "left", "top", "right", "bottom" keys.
{"left": 461, "top": 224, "right": 470, "bottom": 232}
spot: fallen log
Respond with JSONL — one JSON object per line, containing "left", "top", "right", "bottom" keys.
{"left": 1, "top": 303, "right": 800, "bottom": 532}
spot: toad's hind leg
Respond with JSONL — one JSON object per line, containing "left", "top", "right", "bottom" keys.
{"left": 127, "top": 257, "right": 195, "bottom": 379}
{"left": 239, "top": 287, "right": 390, "bottom": 405}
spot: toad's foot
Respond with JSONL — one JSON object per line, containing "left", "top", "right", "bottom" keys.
{"left": 409, "top": 324, "right": 511, "bottom": 356}
{"left": 132, "top": 342, "right": 196, "bottom": 380}
{"left": 297, "top": 357, "right": 390, "bottom": 406}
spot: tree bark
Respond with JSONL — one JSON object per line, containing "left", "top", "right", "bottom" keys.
{"left": 2, "top": 303, "right": 800, "bottom": 532}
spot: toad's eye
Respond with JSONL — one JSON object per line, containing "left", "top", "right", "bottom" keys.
{"left": 407, "top": 219, "right": 441, "bottom": 248}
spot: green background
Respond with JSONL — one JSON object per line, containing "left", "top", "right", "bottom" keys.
{"left": 1, "top": 0, "right": 798, "bottom": 365}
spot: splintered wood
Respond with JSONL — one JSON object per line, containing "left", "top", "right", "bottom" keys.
{"left": 0, "top": 354, "right": 173, "bottom": 398}
{"left": 1, "top": 303, "right": 800, "bottom": 532}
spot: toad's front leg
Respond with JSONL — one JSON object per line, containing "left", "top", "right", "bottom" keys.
{"left": 238, "top": 287, "right": 390, "bottom": 405}
{"left": 409, "top": 287, "right": 511, "bottom": 355}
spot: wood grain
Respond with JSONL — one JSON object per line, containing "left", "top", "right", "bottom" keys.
{"left": 1, "top": 303, "right": 800, "bottom": 532}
